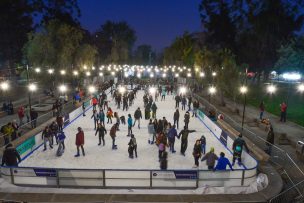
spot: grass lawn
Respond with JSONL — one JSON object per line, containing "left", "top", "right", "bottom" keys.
{"left": 242, "top": 81, "right": 304, "bottom": 126}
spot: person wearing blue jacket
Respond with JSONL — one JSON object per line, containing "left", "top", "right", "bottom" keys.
{"left": 214, "top": 152, "right": 234, "bottom": 171}
{"left": 127, "top": 114, "right": 133, "bottom": 136}
{"left": 56, "top": 131, "right": 66, "bottom": 156}
{"left": 167, "top": 125, "right": 178, "bottom": 153}
{"left": 98, "top": 109, "right": 105, "bottom": 126}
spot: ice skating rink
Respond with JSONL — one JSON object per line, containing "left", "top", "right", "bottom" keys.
{"left": 20, "top": 90, "right": 245, "bottom": 170}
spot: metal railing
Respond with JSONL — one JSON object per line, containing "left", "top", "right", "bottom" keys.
{"left": 0, "top": 166, "right": 257, "bottom": 189}
{"left": 191, "top": 92, "right": 304, "bottom": 202}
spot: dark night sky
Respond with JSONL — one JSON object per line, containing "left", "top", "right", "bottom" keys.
{"left": 78, "top": 0, "right": 202, "bottom": 52}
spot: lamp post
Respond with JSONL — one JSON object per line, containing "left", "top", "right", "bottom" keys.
{"left": 240, "top": 85, "right": 248, "bottom": 132}
{"left": 208, "top": 86, "right": 216, "bottom": 103}
{"left": 28, "top": 83, "right": 37, "bottom": 112}
{"left": 0, "top": 81, "right": 9, "bottom": 102}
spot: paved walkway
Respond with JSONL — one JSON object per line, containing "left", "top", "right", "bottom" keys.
{"left": 195, "top": 91, "right": 304, "bottom": 183}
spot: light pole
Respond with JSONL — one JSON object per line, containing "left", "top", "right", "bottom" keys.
{"left": 208, "top": 86, "right": 216, "bottom": 103}
{"left": 0, "top": 81, "right": 9, "bottom": 102}
{"left": 240, "top": 85, "right": 248, "bottom": 132}
{"left": 28, "top": 83, "right": 37, "bottom": 112}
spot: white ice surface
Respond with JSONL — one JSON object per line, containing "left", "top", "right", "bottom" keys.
{"left": 20, "top": 90, "right": 244, "bottom": 170}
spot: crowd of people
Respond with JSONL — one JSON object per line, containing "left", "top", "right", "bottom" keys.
{"left": 2, "top": 81, "right": 250, "bottom": 172}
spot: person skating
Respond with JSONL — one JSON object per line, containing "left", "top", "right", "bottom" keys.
{"left": 232, "top": 134, "right": 249, "bottom": 166}
{"left": 184, "top": 111, "right": 190, "bottom": 129}
{"left": 128, "top": 134, "right": 137, "bottom": 158}
{"left": 192, "top": 139, "right": 202, "bottom": 168}
{"left": 98, "top": 109, "right": 105, "bottom": 126}
{"left": 173, "top": 109, "right": 180, "bottom": 129}
{"left": 1, "top": 143, "right": 21, "bottom": 166}
{"left": 214, "top": 152, "right": 233, "bottom": 171}
{"left": 148, "top": 119, "right": 156, "bottom": 144}
{"left": 201, "top": 147, "right": 218, "bottom": 170}
{"left": 91, "top": 110, "right": 99, "bottom": 130}
{"left": 192, "top": 100, "right": 199, "bottom": 117}
{"left": 56, "top": 131, "right": 66, "bottom": 157}
{"left": 91, "top": 97, "right": 98, "bottom": 111}
{"left": 167, "top": 125, "right": 178, "bottom": 153}
{"left": 178, "top": 126, "right": 196, "bottom": 156}
{"left": 75, "top": 127, "right": 85, "bottom": 157}
{"left": 82, "top": 100, "right": 86, "bottom": 116}
{"left": 95, "top": 123, "right": 107, "bottom": 146}
{"left": 127, "top": 114, "right": 133, "bottom": 136}
{"left": 42, "top": 126, "right": 53, "bottom": 151}
{"left": 175, "top": 94, "right": 181, "bottom": 108}
{"left": 161, "top": 87, "right": 166, "bottom": 101}
{"left": 114, "top": 112, "right": 120, "bottom": 130}
{"left": 187, "top": 96, "right": 192, "bottom": 111}
{"left": 123, "top": 95, "right": 128, "bottom": 111}
{"left": 110, "top": 123, "right": 118, "bottom": 149}
{"left": 200, "top": 135, "right": 206, "bottom": 154}
{"left": 181, "top": 96, "right": 186, "bottom": 111}
{"left": 280, "top": 102, "right": 287, "bottom": 122}
{"left": 50, "top": 121, "right": 59, "bottom": 145}
{"left": 144, "top": 103, "right": 151, "bottom": 120}
{"left": 160, "top": 150, "right": 168, "bottom": 170}
{"left": 133, "top": 107, "right": 142, "bottom": 129}
{"left": 151, "top": 102, "right": 157, "bottom": 119}
{"left": 106, "top": 107, "right": 113, "bottom": 124}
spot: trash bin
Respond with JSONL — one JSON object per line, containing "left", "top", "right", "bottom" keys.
{"left": 296, "top": 141, "right": 304, "bottom": 154}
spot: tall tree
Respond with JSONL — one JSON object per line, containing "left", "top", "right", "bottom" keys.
{"left": 163, "top": 32, "right": 195, "bottom": 66}
{"left": 275, "top": 37, "right": 304, "bottom": 73}
{"left": 31, "top": 0, "right": 80, "bottom": 26}
{"left": 94, "top": 21, "right": 136, "bottom": 64}
{"left": 0, "top": 0, "right": 33, "bottom": 69}
{"left": 133, "top": 44, "right": 155, "bottom": 65}
{"left": 24, "top": 19, "right": 83, "bottom": 71}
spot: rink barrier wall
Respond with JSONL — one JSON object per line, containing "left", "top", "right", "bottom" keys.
{"left": 196, "top": 109, "right": 258, "bottom": 170}
{"left": 16, "top": 87, "right": 112, "bottom": 161}
{"left": 0, "top": 86, "right": 258, "bottom": 189}
{"left": 0, "top": 166, "right": 257, "bottom": 189}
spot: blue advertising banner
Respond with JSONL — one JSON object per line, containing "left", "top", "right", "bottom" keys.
{"left": 34, "top": 168, "right": 57, "bottom": 177}
{"left": 174, "top": 170, "right": 197, "bottom": 179}
{"left": 220, "top": 130, "right": 228, "bottom": 147}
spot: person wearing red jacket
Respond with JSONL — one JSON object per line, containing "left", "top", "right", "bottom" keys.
{"left": 92, "top": 97, "right": 98, "bottom": 111}
{"left": 75, "top": 127, "right": 85, "bottom": 157}
{"left": 280, "top": 102, "right": 287, "bottom": 122}
{"left": 17, "top": 106, "right": 25, "bottom": 126}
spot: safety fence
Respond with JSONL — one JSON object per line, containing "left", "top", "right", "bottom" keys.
{"left": 0, "top": 166, "right": 256, "bottom": 189}
{"left": 192, "top": 92, "right": 304, "bottom": 203}
{"left": 0, "top": 88, "right": 258, "bottom": 190}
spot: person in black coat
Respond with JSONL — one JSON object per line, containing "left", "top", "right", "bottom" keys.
{"left": 173, "top": 109, "right": 180, "bottom": 129}
{"left": 95, "top": 123, "right": 107, "bottom": 146}
{"left": 1, "top": 143, "right": 21, "bottom": 166}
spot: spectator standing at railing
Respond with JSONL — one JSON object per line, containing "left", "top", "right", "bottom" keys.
{"left": 7, "top": 101, "right": 14, "bottom": 115}
{"left": 259, "top": 101, "right": 265, "bottom": 120}
{"left": 1, "top": 143, "right": 21, "bottom": 167}
{"left": 75, "top": 127, "right": 85, "bottom": 157}
{"left": 17, "top": 106, "right": 25, "bottom": 126}
{"left": 265, "top": 124, "right": 275, "bottom": 155}
{"left": 2, "top": 122, "right": 14, "bottom": 145}
{"left": 30, "top": 109, "right": 38, "bottom": 128}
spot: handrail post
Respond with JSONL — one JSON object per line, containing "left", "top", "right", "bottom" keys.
{"left": 103, "top": 170, "right": 106, "bottom": 187}
{"left": 10, "top": 168, "right": 15, "bottom": 184}
{"left": 196, "top": 171, "right": 199, "bottom": 188}
{"left": 241, "top": 170, "right": 245, "bottom": 186}
{"left": 150, "top": 170, "right": 152, "bottom": 188}
{"left": 56, "top": 169, "right": 59, "bottom": 188}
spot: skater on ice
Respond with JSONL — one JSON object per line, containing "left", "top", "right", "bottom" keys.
{"left": 56, "top": 131, "right": 66, "bottom": 156}
{"left": 95, "top": 123, "right": 107, "bottom": 146}
{"left": 110, "top": 123, "right": 118, "bottom": 149}
{"left": 75, "top": 127, "right": 85, "bottom": 157}
{"left": 133, "top": 107, "right": 142, "bottom": 129}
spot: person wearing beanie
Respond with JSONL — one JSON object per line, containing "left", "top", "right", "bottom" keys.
{"left": 201, "top": 147, "right": 218, "bottom": 170}
{"left": 1, "top": 143, "right": 21, "bottom": 166}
